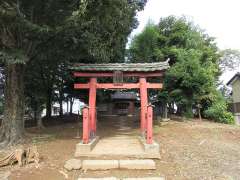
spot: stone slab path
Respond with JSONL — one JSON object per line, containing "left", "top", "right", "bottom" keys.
{"left": 89, "top": 136, "right": 145, "bottom": 157}
{"left": 78, "top": 177, "right": 164, "bottom": 180}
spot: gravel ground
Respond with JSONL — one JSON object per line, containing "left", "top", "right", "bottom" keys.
{"left": 0, "top": 116, "right": 239, "bottom": 180}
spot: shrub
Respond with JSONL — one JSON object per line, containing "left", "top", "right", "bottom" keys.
{"left": 204, "top": 93, "right": 234, "bottom": 124}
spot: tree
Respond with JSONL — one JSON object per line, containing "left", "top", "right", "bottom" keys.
{"left": 128, "top": 16, "right": 233, "bottom": 122}
{"left": 0, "top": 0, "right": 146, "bottom": 146}
{"left": 129, "top": 21, "right": 163, "bottom": 62}
{"left": 0, "top": 0, "right": 80, "bottom": 145}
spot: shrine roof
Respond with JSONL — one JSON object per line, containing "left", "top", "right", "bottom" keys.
{"left": 71, "top": 60, "right": 169, "bottom": 72}
{"left": 111, "top": 91, "right": 137, "bottom": 100}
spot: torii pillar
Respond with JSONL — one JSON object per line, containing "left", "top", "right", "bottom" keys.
{"left": 139, "top": 77, "right": 148, "bottom": 135}
{"left": 89, "top": 78, "right": 97, "bottom": 138}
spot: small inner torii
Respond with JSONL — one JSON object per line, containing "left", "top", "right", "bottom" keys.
{"left": 71, "top": 61, "right": 169, "bottom": 151}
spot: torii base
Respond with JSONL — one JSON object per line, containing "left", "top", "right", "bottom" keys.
{"left": 75, "top": 136, "right": 100, "bottom": 157}
{"left": 138, "top": 136, "right": 161, "bottom": 159}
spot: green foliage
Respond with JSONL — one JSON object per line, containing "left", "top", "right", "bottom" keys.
{"left": 129, "top": 22, "right": 163, "bottom": 62}
{"left": 62, "top": 0, "right": 146, "bottom": 63}
{"left": 204, "top": 91, "right": 234, "bottom": 124}
{"left": 0, "top": 0, "right": 147, "bottom": 119}
{"left": 128, "top": 16, "right": 233, "bottom": 122}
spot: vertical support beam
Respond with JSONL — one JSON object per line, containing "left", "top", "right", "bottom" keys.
{"left": 89, "top": 78, "right": 97, "bottom": 138}
{"left": 139, "top": 77, "right": 148, "bottom": 134}
{"left": 146, "top": 106, "right": 153, "bottom": 144}
{"left": 82, "top": 107, "right": 89, "bottom": 144}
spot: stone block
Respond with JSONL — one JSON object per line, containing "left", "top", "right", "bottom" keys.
{"left": 82, "top": 160, "right": 119, "bottom": 170}
{"left": 123, "top": 178, "right": 164, "bottom": 180}
{"left": 119, "top": 160, "right": 156, "bottom": 170}
{"left": 78, "top": 178, "right": 118, "bottom": 180}
{"left": 64, "top": 158, "right": 82, "bottom": 171}
{"left": 75, "top": 136, "right": 99, "bottom": 157}
{"left": 138, "top": 137, "right": 161, "bottom": 159}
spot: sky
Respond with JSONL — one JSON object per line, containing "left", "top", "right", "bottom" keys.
{"left": 129, "top": 0, "right": 240, "bottom": 84}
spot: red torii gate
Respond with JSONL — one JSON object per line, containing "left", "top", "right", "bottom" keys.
{"left": 72, "top": 61, "right": 169, "bottom": 144}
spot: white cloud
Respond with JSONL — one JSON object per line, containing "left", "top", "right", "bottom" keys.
{"left": 131, "top": 0, "right": 240, "bottom": 50}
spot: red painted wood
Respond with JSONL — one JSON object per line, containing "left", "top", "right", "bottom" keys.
{"left": 147, "top": 83, "right": 163, "bottom": 89}
{"left": 140, "top": 77, "right": 148, "bottom": 134}
{"left": 146, "top": 106, "right": 153, "bottom": 144}
{"left": 74, "top": 83, "right": 89, "bottom": 89}
{"left": 97, "top": 83, "right": 139, "bottom": 89}
{"left": 82, "top": 107, "right": 89, "bottom": 144}
{"left": 89, "top": 78, "right": 97, "bottom": 136}
{"left": 74, "top": 72, "right": 163, "bottom": 78}
{"left": 74, "top": 83, "right": 162, "bottom": 89}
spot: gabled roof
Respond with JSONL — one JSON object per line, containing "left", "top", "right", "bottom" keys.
{"left": 227, "top": 73, "right": 240, "bottom": 85}
{"left": 70, "top": 60, "right": 169, "bottom": 72}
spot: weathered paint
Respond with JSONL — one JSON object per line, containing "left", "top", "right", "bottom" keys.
{"left": 139, "top": 77, "right": 148, "bottom": 134}
{"left": 74, "top": 83, "right": 162, "bottom": 89}
{"left": 89, "top": 78, "right": 97, "bottom": 136}
{"left": 82, "top": 107, "right": 89, "bottom": 144}
{"left": 146, "top": 106, "right": 153, "bottom": 144}
{"left": 75, "top": 73, "right": 163, "bottom": 144}
{"left": 74, "top": 72, "right": 163, "bottom": 78}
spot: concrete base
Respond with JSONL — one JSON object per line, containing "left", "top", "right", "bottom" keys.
{"left": 138, "top": 136, "right": 161, "bottom": 159}
{"left": 123, "top": 178, "right": 164, "bottom": 180}
{"left": 78, "top": 178, "right": 117, "bottom": 180}
{"left": 74, "top": 136, "right": 160, "bottom": 159}
{"left": 82, "top": 160, "right": 119, "bottom": 170}
{"left": 82, "top": 159, "right": 156, "bottom": 170}
{"left": 75, "top": 136, "right": 100, "bottom": 157}
{"left": 78, "top": 178, "right": 164, "bottom": 180}
{"left": 119, "top": 160, "right": 156, "bottom": 169}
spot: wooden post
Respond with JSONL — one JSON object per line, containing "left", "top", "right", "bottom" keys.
{"left": 89, "top": 78, "right": 97, "bottom": 138}
{"left": 146, "top": 106, "right": 153, "bottom": 144}
{"left": 82, "top": 107, "right": 89, "bottom": 144}
{"left": 140, "top": 77, "right": 148, "bottom": 134}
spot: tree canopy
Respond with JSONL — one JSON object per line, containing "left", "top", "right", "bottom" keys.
{"left": 128, "top": 16, "right": 233, "bottom": 123}
{"left": 0, "top": 0, "right": 147, "bottom": 146}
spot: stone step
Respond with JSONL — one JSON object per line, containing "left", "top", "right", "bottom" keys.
{"left": 78, "top": 177, "right": 164, "bottom": 180}
{"left": 82, "top": 160, "right": 119, "bottom": 170}
{"left": 119, "top": 160, "right": 156, "bottom": 170}
{"left": 78, "top": 178, "right": 117, "bottom": 180}
{"left": 123, "top": 178, "right": 164, "bottom": 180}
{"left": 81, "top": 159, "right": 156, "bottom": 170}
{"left": 65, "top": 159, "right": 156, "bottom": 171}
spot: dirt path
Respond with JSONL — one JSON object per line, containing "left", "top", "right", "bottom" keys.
{"left": 0, "top": 116, "right": 239, "bottom": 180}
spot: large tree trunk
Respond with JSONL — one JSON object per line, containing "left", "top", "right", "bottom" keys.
{"left": 46, "top": 87, "right": 52, "bottom": 118}
{"left": 0, "top": 63, "right": 25, "bottom": 146}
